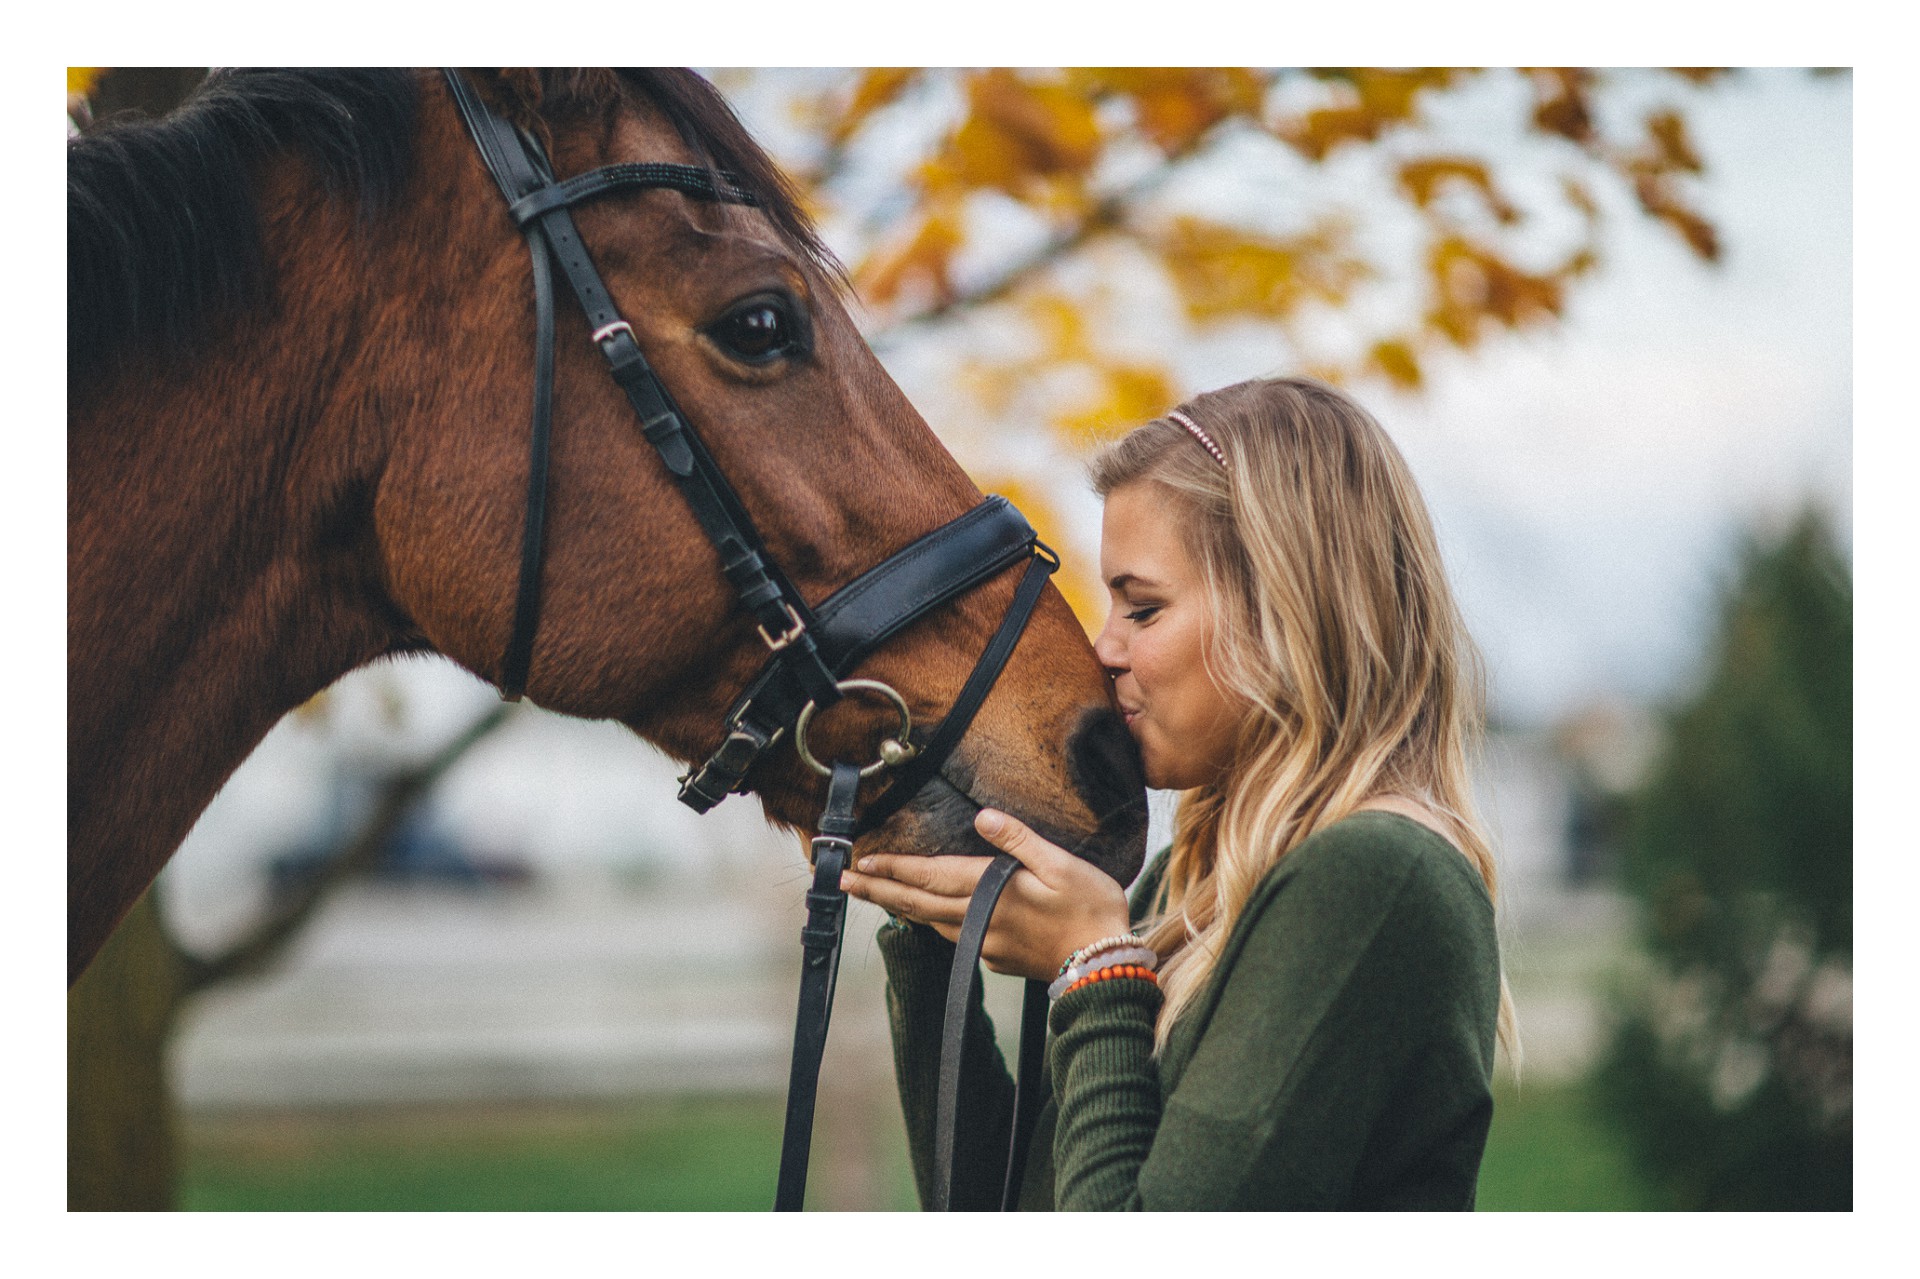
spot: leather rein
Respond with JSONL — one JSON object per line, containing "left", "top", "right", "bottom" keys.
{"left": 443, "top": 70, "right": 1049, "bottom": 1212}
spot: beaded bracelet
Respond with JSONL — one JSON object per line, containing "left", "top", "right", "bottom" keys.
{"left": 1059, "top": 933, "right": 1149, "bottom": 976}
{"left": 1047, "top": 946, "right": 1159, "bottom": 1000}
{"left": 1057, "top": 963, "right": 1158, "bottom": 1000}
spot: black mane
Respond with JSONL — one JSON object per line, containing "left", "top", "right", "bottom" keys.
{"left": 68, "top": 68, "right": 842, "bottom": 389}
{"left": 68, "top": 69, "right": 420, "bottom": 385}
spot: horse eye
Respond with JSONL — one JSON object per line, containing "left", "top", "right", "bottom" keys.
{"left": 709, "top": 296, "right": 805, "bottom": 365}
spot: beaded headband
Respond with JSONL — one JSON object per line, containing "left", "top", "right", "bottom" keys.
{"left": 1166, "top": 409, "right": 1227, "bottom": 468}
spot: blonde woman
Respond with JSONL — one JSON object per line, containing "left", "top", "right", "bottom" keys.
{"left": 842, "top": 376, "right": 1512, "bottom": 1210}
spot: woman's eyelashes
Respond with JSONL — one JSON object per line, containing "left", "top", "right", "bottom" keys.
{"left": 1123, "top": 604, "right": 1162, "bottom": 623}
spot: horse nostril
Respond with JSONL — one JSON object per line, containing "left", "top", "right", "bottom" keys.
{"left": 1068, "top": 704, "right": 1147, "bottom": 825}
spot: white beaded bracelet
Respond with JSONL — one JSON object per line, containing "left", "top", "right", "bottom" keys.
{"left": 1047, "top": 946, "right": 1160, "bottom": 1000}
{"left": 1061, "top": 933, "right": 1148, "bottom": 975}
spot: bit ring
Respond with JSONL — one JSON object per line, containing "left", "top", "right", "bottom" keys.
{"left": 793, "top": 679, "right": 918, "bottom": 778}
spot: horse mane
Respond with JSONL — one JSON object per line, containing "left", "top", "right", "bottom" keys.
{"left": 68, "top": 67, "right": 844, "bottom": 389}
{"left": 67, "top": 68, "right": 419, "bottom": 386}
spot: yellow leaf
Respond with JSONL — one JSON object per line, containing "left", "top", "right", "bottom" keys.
{"left": 1633, "top": 175, "right": 1719, "bottom": 261}
{"left": 828, "top": 68, "right": 920, "bottom": 146}
{"left": 1051, "top": 361, "right": 1179, "bottom": 448}
{"left": 1279, "top": 70, "right": 1461, "bottom": 160}
{"left": 1397, "top": 156, "right": 1519, "bottom": 224}
{"left": 856, "top": 207, "right": 963, "bottom": 309}
{"left": 1424, "top": 235, "right": 1565, "bottom": 344}
{"left": 1645, "top": 109, "right": 1704, "bottom": 174}
{"left": 1368, "top": 339, "right": 1423, "bottom": 390}
{"left": 943, "top": 69, "right": 1102, "bottom": 196}
{"left": 1528, "top": 67, "right": 1594, "bottom": 143}
{"left": 1156, "top": 215, "right": 1372, "bottom": 324}
{"left": 1022, "top": 291, "right": 1093, "bottom": 363}
{"left": 1080, "top": 67, "right": 1269, "bottom": 155}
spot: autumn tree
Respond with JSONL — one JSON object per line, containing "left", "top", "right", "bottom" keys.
{"left": 710, "top": 67, "right": 1732, "bottom": 618}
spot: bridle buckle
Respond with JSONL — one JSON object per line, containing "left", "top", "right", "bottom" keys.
{"left": 757, "top": 601, "right": 807, "bottom": 653}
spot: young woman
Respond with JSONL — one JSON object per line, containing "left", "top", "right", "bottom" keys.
{"left": 841, "top": 376, "right": 1513, "bottom": 1210}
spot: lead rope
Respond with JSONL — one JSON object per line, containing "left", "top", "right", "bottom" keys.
{"left": 931, "top": 859, "right": 1047, "bottom": 1212}
{"left": 774, "top": 761, "right": 861, "bottom": 1211}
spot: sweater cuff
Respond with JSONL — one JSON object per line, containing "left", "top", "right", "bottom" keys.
{"left": 1048, "top": 973, "right": 1163, "bottom": 1051}
{"left": 1045, "top": 975, "right": 1163, "bottom": 1209}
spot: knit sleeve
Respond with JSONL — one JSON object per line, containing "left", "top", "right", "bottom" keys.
{"left": 874, "top": 917, "right": 1016, "bottom": 1210}
{"left": 1045, "top": 818, "right": 1500, "bottom": 1210}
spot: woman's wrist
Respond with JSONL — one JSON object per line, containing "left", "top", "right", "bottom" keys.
{"left": 1060, "top": 932, "right": 1151, "bottom": 975}
{"left": 1048, "top": 946, "right": 1159, "bottom": 1000}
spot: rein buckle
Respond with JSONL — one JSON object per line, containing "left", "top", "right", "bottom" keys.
{"left": 757, "top": 601, "right": 807, "bottom": 653}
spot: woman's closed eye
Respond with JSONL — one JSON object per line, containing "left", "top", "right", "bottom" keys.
{"left": 1124, "top": 604, "right": 1162, "bottom": 623}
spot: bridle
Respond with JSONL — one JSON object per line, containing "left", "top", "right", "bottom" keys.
{"left": 443, "top": 70, "right": 1052, "bottom": 1212}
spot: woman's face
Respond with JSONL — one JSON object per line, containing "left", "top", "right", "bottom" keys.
{"left": 1094, "top": 482, "right": 1244, "bottom": 791}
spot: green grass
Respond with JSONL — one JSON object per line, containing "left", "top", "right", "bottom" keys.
{"left": 1476, "top": 1079, "right": 1669, "bottom": 1211}
{"left": 181, "top": 1096, "right": 799, "bottom": 1211}
{"left": 182, "top": 1080, "right": 1661, "bottom": 1211}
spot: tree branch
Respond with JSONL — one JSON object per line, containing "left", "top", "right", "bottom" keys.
{"left": 178, "top": 702, "right": 515, "bottom": 995}
{"left": 867, "top": 126, "right": 1232, "bottom": 350}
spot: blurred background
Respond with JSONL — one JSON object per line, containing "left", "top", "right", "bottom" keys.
{"left": 68, "top": 67, "right": 1851, "bottom": 1211}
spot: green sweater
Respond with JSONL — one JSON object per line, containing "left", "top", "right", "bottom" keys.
{"left": 877, "top": 811, "right": 1501, "bottom": 1210}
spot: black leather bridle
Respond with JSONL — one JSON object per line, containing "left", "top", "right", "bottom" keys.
{"left": 443, "top": 70, "right": 1049, "bottom": 1212}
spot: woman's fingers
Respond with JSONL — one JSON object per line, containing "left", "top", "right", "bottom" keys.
{"left": 972, "top": 809, "right": 1072, "bottom": 878}
{"left": 840, "top": 853, "right": 993, "bottom": 927}
{"left": 841, "top": 869, "right": 966, "bottom": 926}
{"left": 853, "top": 852, "right": 991, "bottom": 897}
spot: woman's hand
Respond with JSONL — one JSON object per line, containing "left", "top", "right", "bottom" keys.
{"left": 840, "top": 808, "right": 1134, "bottom": 982}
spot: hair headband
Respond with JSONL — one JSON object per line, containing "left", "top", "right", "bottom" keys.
{"left": 1166, "top": 409, "right": 1227, "bottom": 468}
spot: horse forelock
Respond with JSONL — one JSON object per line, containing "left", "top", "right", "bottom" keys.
{"left": 610, "top": 69, "right": 849, "bottom": 297}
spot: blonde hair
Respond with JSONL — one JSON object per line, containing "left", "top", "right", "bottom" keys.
{"left": 1090, "top": 377, "right": 1516, "bottom": 1057}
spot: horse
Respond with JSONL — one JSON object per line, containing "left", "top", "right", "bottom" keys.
{"left": 68, "top": 68, "right": 1147, "bottom": 988}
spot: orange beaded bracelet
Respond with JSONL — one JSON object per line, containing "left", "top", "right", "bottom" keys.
{"left": 1059, "top": 963, "right": 1159, "bottom": 998}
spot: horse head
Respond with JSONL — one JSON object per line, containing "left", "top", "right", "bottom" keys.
{"left": 67, "top": 68, "right": 1145, "bottom": 982}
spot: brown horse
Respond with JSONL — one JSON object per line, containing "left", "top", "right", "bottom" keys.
{"left": 68, "top": 68, "right": 1146, "bottom": 987}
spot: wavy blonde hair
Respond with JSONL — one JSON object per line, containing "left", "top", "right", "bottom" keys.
{"left": 1091, "top": 377, "right": 1516, "bottom": 1056}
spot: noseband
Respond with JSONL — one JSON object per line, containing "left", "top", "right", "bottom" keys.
{"left": 444, "top": 70, "right": 1051, "bottom": 1212}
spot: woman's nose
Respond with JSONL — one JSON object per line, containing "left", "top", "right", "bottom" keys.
{"left": 1093, "top": 612, "right": 1127, "bottom": 677}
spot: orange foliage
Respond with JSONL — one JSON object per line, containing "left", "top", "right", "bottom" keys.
{"left": 1053, "top": 364, "right": 1180, "bottom": 447}
{"left": 1279, "top": 68, "right": 1462, "bottom": 160}
{"left": 1397, "top": 157, "right": 1520, "bottom": 225}
{"left": 1368, "top": 339, "right": 1423, "bottom": 391}
{"left": 1068, "top": 67, "right": 1267, "bottom": 156}
{"left": 856, "top": 205, "right": 964, "bottom": 309}
{"left": 928, "top": 70, "right": 1101, "bottom": 201}
{"left": 827, "top": 68, "right": 921, "bottom": 147}
{"left": 778, "top": 66, "right": 1731, "bottom": 468}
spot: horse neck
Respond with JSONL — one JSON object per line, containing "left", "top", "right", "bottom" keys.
{"left": 68, "top": 174, "right": 406, "bottom": 975}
